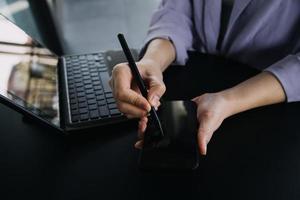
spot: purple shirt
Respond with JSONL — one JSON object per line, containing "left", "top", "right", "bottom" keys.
{"left": 143, "top": 0, "right": 300, "bottom": 102}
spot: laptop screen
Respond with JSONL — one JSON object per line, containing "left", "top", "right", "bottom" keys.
{"left": 0, "top": 15, "right": 60, "bottom": 128}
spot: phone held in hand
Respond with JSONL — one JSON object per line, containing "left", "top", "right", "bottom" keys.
{"left": 139, "top": 100, "right": 199, "bottom": 171}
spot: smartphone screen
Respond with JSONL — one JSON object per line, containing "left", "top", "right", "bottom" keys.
{"left": 139, "top": 100, "right": 199, "bottom": 171}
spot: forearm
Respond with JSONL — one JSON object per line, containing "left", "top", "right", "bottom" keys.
{"left": 141, "top": 39, "right": 176, "bottom": 72}
{"left": 221, "top": 72, "right": 286, "bottom": 117}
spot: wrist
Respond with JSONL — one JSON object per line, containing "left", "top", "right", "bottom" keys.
{"left": 139, "top": 57, "right": 165, "bottom": 72}
{"left": 217, "top": 89, "right": 241, "bottom": 118}
{"left": 140, "top": 38, "right": 175, "bottom": 72}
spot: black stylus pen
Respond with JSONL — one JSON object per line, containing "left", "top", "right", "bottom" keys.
{"left": 117, "top": 33, "right": 164, "bottom": 137}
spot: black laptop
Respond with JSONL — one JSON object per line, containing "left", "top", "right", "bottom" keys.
{"left": 0, "top": 14, "right": 131, "bottom": 133}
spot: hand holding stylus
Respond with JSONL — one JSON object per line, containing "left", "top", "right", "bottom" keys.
{"left": 109, "top": 36, "right": 175, "bottom": 148}
{"left": 110, "top": 59, "right": 165, "bottom": 118}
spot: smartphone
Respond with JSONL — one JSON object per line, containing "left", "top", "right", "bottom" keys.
{"left": 139, "top": 100, "right": 199, "bottom": 171}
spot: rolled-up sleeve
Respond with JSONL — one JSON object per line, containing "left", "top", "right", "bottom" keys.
{"left": 141, "top": 0, "right": 194, "bottom": 65}
{"left": 265, "top": 53, "right": 300, "bottom": 102}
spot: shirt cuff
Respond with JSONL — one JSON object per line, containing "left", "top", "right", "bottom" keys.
{"left": 140, "top": 27, "right": 190, "bottom": 66}
{"left": 265, "top": 54, "right": 300, "bottom": 102}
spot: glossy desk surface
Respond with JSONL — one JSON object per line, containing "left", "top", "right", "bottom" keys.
{"left": 1, "top": 52, "right": 300, "bottom": 200}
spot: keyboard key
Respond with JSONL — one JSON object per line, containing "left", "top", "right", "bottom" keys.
{"left": 94, "top": 85, "right": 102, "bottom": 91}
{"left": 70, "top": 99, "right": 77, "bottom": 104}
{"left": 99, "top": 72, "right": 112, "bottom": 93}
{"left": 99, "top": 106, "right": 109, "bottom": 117}
{"left": 91, "top": 72, "right": 99, "bottom": 77}
{"left": 71, "top": 115, "right": 79, "bottom": 122}
{"left": 74, "top": 74, "right": 81, "bottom": 79}
{"left": 77, "top": 87, "right": 84, "bottom": 92}
{"left": 95, "top": 90, "right": 103, "bottom": 95}
{"left": 93, "top": 81, "right": 101, "bottom": 85}
{"left": 97, "top": 62, "right": 107, "bottom": 71}
{"left": 79, "top": 55, "right": 85, "bottom": 60}
{"left": 107, "top": 98, "right": 115, "bottom": 104}
{"left": 99, "top": 68, "right": 107, "bottom": 72}
{"left": 79, "top": 108, "right": 88, "bottom": 114}
{"left": 87, "top": 54, "right": 94, "bottom": 60}
{"left": 83, "top": 76, "right": 91, "bottom": 80}
{"left": 70, "top": 104, "right": 78, "bottom": 110}
{"left": 70, "top": 94, "right": 76, "bottom": 99}
{"left": 93, "top": 54, "right": 100, "bottom": 60}
{"left": 88, "top": 104, "right": 97, "bottom": 110}
{"left": 80, "top": 113, "right": 89, "bottom": 121}
{"left": 96, "top": 95, "right": 104, "bottom": 100}
{"left": 108, "top": 103, "right": 117, "bottom": 109}
{"left": 110, "top": 109, "right": 121, "bottom": 116}
{"left": 73, "top": 67, "right": 80, "bottom": 71}
{"left": 71, "top": 109, "right": 79, "bottom": 115}
{"left": 73, "top": 70, "right": 81, "bottom": 75}
{"left": 84, "top": 80, "right": 92, "bottom": 84}
{"left": 74, "top": 78, "right": 83, "bottom": 83}
{"left": 85, "top": 89, "right": 94, "bottom": 94}
{"left": 105, "top": 93, "right": 113, "bottom": 98}
{"left": 67, "top": 77, "right": 74, "bottom": 82}
{"left": 86, "top": 94, "right": 95, "bottom": 99}
{"left": 68, "top": 83, "right": 75, "bottom": 89}
{"left": 79, "top": 102, "right": 88, "bottom": 108}
{"left": 92, "top": 77, "right": 99, "bottom": 81}
{"left": 90, "top": 110, "right": 99, "bottom": 119}
{"left": 77, "top": 92, "right": 85, "bottom": 97}
{"left": 90, "top": 68, "right": 97, "bottom": 73}
{"left": 69, "top": 88, "right": 76, "bottom": 94}
{"left": 88, "top": 99, "right": 96, "bottom": 105}
{"left": 85, "top": 84, "right": 93, "bottom": 89}
{"left": 97, "top": 100, "right": 106, "bottom": 106}
{"left": 78, "top": 97, "right": 86, "bottom": 103}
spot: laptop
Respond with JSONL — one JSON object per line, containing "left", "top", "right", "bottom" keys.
{"left": 0, "top": 14, "right": 131, "bottom": 133}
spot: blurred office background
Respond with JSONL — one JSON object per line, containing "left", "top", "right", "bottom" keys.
{"left": 0, "top": 0, "right": 160, "bottom": 55}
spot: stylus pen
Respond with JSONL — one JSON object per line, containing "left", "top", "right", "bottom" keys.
{"left": 117, "top": 33, "right": 164, "bottom": 137}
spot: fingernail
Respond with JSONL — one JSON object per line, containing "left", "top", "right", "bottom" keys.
{"left": 202, "top": 146, "right": 207, "bottom": 155}
{"left": 134, "top": 141, "right": 142, "bottom": 149}
{"left": 150, "top": 95, "right": 160, "bottom": 107}
{"left": 144, "top": 104, "right": 151, "bottom": 112}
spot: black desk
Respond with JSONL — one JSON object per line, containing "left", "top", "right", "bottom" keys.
{"left": 1, "top": 53, "right": 300, "bottom": 200}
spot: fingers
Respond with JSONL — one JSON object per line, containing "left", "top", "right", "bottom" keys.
{"left": 117, "top": 101, "right": 148, "bottom": 118}
{"left": 147, "top": 76, "right": 166, "bottom": 108}
{"left": 111, "top": 64, "right": 151, "bottom": 117}
{"left": 135, "top": 117, "right": 148, "bottom": 149}
{"left": 138, "top": 117, "right": 148, "bottom": 137}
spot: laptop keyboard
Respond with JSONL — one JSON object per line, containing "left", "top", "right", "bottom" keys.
{"left": 65, "top": 53, "right": 122, "bottom": 123}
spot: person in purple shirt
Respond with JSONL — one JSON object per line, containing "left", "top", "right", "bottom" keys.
{"left": 110, "top": 0, "right": 300, "bottom": 155}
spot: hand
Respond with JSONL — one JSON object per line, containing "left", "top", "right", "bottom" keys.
{"left": 135, "top": 72, "right": 286, "bottom": 154}
{"left": 134, "top": 92, "right": 232, "bottom": 150}
{"left": 192, "top": 93, "right": 233, "bottom": 155}
{"left": 109, "top": 59, "right": 166, "bottom": 118}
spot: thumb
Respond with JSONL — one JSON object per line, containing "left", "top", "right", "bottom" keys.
{"left": 197, "top": 128, "right": 210, "bottom": 156}
{"left": 197, "top": 114, "right": 215, "bottom": 155}
{"left": 147, "top": 77, "right": 166, "bottom": 108}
